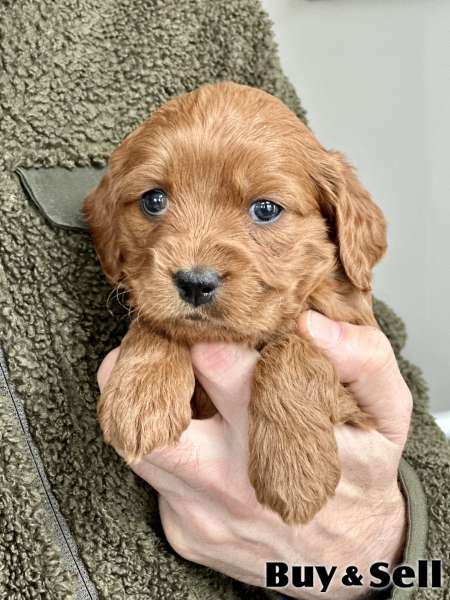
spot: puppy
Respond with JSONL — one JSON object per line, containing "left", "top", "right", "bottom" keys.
{"left": 83, "top": 82, "right": 387, "bottom": 525}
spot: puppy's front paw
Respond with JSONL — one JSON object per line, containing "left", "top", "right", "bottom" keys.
{"left": 248, "top": 416, "right": 340, "bottom": 524}
{"left": 249, "top": 333, "right": 343, "bottom": 524}
{"left": 97, "top": 341, "right": 195, "bottom": 463}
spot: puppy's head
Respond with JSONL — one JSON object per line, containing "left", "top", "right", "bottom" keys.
{"left": 83, "top": 82, "right": 386, "bottom": 343}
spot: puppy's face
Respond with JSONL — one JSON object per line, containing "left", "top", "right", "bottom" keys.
{"left": 84, "top": 83, "right": 386, "bottom": 343}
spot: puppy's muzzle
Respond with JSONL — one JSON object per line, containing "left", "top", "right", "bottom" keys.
{"left": 173, "top": 267, "right": 222, "bottom": 307}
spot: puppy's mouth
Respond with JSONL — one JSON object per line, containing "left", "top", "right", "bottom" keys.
{"left": 185, "top": 313, "right": 208, "bottom": 322}
{"left": 180, "top": 304, "right": 225, "bottom": 324}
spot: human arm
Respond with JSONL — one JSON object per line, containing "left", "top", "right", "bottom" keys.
{"left": 97, "top": 308, "right": 421, "bottom": 598}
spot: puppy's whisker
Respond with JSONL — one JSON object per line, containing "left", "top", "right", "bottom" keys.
{"left": 121, "top": 301, "right": 135, "bottom": 322}
{"left": 106, "top": 285, "right": 132, "bottom": 319}
{"left": 115, "top": 289, "right": 130, "bottom": 311}
{"left": 106, "top": 287, "right": 116, "bottom": 310}
{"left": 130, "top": 303, "right": 145, "bottom": 325}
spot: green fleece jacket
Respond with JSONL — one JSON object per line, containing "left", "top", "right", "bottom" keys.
{"left": 0, "top": 1, "right": 448, "bottom": 599}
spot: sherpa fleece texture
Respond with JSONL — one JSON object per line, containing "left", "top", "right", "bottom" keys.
{"left": 0, "top": 1, "right": 448, "bottom": 599}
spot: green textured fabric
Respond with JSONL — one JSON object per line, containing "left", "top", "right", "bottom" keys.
{"left": 373, "top": 300, "right": 450, "bottom": 599}
{"left": 0, "top": 1, "right": 448, "bottom": 599}
{"left": 392, "top": 459, "right": 429, "bottom": 600}
{"left": 15, "top": 166, "right": 107, "bottom": 231}
{"left": 0, "top": 353, "right": 77, "bottom": 599}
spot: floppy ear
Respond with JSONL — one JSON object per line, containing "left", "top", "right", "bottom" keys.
{"left": 82, "top": 170, "right": 123, "bottom": 285}
{"left": 82, "top": 124, "right": 149, "bottom": 285}
{"left": 314, "top": 150, "right": 387, "bottom": 291}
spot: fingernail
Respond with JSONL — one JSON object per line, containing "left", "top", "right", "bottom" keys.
{"left": 307, "top": 310, "right": 342, "bottom": 348}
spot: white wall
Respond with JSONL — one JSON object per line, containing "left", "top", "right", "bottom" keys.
{"left": 262, "top": 0, "right": 450, "bottom": 415}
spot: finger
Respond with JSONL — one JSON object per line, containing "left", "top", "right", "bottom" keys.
{"left": 129, "top": 457, "right": 194, "bottom": 499}
{"left": 97, "top": 346, "right": 121, "bottom": 391}
{"left": 190, "top": 342, "right": 259, "bottom": 432}
{"left": 110, "top": 426, "right": 201, "bottom": 488}
{"left": 334, "top": 423, "right": 402, "bottom": 479}
{"left": 298, "top": 310, "right": 412, "bottom": 446}
{"left": 137, "top": 347, "right": 249, "bottom": 475}
{"left": 139, "top": 416, "right": 235, "bottom": 489}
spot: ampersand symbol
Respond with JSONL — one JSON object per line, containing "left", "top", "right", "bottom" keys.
{"left": 342, "top": 566, "right": 363, "bottom": 586}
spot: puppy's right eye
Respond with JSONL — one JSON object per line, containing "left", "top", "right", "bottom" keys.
{"left": 249, "top": 199, "right": 283, "bottom": 224}
{"left": 140, "top": 188, "right": 168, "bottom": 216}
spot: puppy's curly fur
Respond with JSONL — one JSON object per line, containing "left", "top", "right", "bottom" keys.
{"left": 83, "top": 82, "right": 387, "bottom": 524}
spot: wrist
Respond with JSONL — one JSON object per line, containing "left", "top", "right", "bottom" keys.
{"left": 278, "top": 483, "right": 406, "bottom": 600}
{"left": 342, "top": 483, "right": 406, "bottom": 599}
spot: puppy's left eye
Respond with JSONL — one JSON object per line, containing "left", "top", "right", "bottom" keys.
{"left": 249, "top": 199, "right": 283, "bottom": 224}
{"left": 140, "top": 188, "right": 168, "bottom": 216}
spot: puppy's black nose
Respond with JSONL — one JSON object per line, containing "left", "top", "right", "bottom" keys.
{"left": 173, "top": 268, "right": 222, "bottom": 307}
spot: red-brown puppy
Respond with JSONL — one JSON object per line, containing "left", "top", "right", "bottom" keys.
{"left": 83, "top": 82, "right": 387, "bottom": 525}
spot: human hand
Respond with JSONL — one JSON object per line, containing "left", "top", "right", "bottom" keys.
{"left": 97, "top": 311, "right": 411, "bottom": 599}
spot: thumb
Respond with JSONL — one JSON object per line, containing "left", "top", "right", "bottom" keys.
{"left": 298, "top": 310, "right": 412, "bottom": 446}
{"left": 97, "top": 346, "right": 121, "bottom": 391}
{"left": 190, "top": 342, "right": 259, "bottom": 432}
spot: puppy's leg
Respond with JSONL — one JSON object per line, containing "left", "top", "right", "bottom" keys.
{"left": 249, "top": 333, "right": 368, "bottom": 525}
{"left": 97, "top": 321, "right": 195, "bottom": 463}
